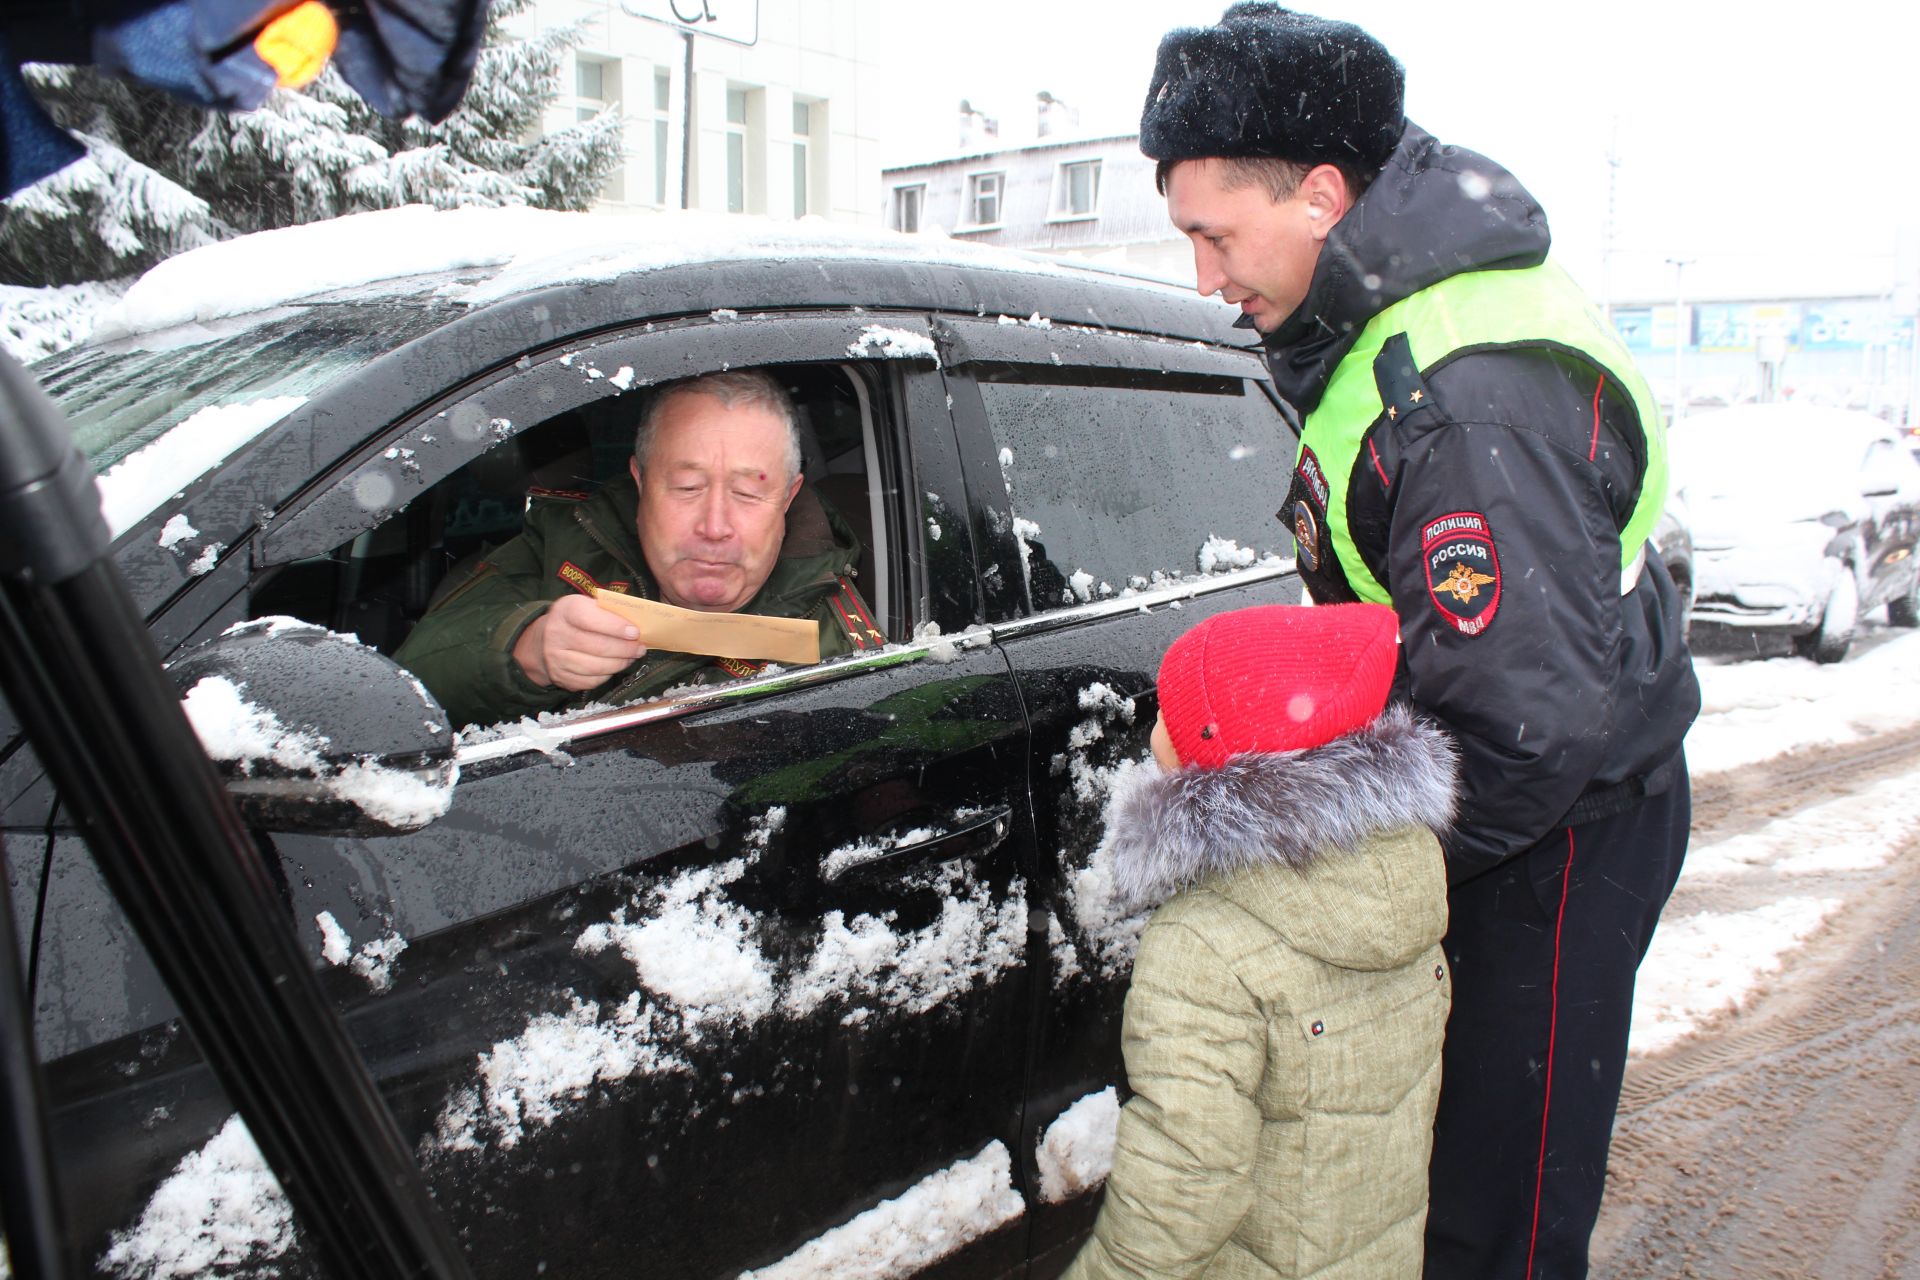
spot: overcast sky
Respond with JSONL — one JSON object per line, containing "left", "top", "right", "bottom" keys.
{"left": 869, "top": 1, "right": 1920, "bottom": 303}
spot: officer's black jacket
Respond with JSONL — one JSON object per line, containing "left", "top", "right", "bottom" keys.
{"left": 1263, "top": 121, "right": 1701, "bottom": 883}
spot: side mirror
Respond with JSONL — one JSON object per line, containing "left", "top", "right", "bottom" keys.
{"left": 168, "top": 618, "right": 456, "bottom": 836}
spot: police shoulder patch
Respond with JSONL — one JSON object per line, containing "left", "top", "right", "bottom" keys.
{"left": 1421, "top": 510, "right": 1501, "bottom": 636}
{"left": 1291, "top": 500, "right": 1321, "bottom": 573}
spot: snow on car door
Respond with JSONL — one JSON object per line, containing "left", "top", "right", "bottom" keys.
{"left": 936, "top": 313, "right": 1302, "bottom": 1260}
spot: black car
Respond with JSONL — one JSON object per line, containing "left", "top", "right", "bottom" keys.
{"left": 3, "top": 210, "right": 1302, "bottom": 1278}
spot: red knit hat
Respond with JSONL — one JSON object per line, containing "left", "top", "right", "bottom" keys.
{"left": 1157, "top": 603, "right": 1401, "bottom": 769}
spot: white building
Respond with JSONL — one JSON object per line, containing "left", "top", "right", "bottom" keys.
{"left": 882, "top": 127, "right": 1194, "bottom": 284}
{"left": 529, "top": 0, "right": 882, "bottom": 225}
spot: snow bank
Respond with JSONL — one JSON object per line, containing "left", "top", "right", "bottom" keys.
{"left": 1036, "top": 1087, "right": 1120, "bottom": 1203}
{"left": 1683, "top": 630, "right": 1920, "bottom": 775}
{"left": 99, "top": 1115, "right": 293, "bottom": 1279}
{"left": 738, "top": 1141, "right": 1024, "bottom": 1279}
{"left": 1631, "top": 897, "right": 1842, "bottom": 1057}
{"left": 95, "top": 395, "right": 306, "bottom": 539}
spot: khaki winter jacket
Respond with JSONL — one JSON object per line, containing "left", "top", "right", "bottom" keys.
{"left": 394, "top": 474, "right": 876, "bottom": 729}
{"left": 1063, "top": 707, "right": 1456, "bottom": 1280}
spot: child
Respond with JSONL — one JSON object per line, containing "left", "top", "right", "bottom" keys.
{"left": 1064, "top": 602, "right": 1457, "bottom": 1279}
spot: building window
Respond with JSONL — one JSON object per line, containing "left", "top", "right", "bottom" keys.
{"left": 1054, "top": 159, "right": 1101, "bottom": 217}
{"left": 576, "top": 58, "right": 606, "bottom": 122}
{"left": 791, "top": 100, "right": 812, "bottom": 219}
{"left": 652, "top": 69, "right": 671, "bottom": 207}
{"left": 966, "top": 171, "right": 1004, "bottom": 227}
{"left": 725, "top": 86, "right": 750, "bottom": 214}
{"left": 892, "top": 184, "right": 924, "bottom": 233}
{"left": 573, "top": 56, "right": 623, "bottom": 202}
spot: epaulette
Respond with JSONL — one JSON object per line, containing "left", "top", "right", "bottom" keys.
{"left": 1372, "top": 332, "right": 1438, "bottom": 427}
{"left": 526, "top": 485, "right": 592, "bottom": 505}
{"left": 826, "top": 576, "right": 885, "bottom": 650}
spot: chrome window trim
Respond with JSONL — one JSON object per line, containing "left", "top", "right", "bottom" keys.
{"left": 452, "top": 559, "right": 1295, "bottom": 767}
{"left": 988, "top": 559, "right": 1296, "bottom": 642}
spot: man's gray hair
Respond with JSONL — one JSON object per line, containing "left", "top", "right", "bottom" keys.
{"left": 633, "top": 370, "right": 804, "bottom": 480}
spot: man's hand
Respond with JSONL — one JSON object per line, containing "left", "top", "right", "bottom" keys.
{"left": 512, "top": 594, "right": 647, "bottom": 691}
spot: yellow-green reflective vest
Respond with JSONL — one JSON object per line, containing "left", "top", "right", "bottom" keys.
{"left": 1301, "top": 261, "right": 1668, "bottom": 604}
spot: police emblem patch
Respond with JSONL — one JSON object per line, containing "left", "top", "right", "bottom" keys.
{"left": 1292, "top": 500, "right": 1320, "bottom": 573}
{"left": 1421, "top": 510, "right": 1501, "bottom": 635}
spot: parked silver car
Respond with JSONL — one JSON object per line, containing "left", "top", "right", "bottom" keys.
{"left": 1672, "top": 404, "right": 1920, "bottom": 662}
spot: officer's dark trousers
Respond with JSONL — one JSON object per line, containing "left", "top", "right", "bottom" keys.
{"left": 1423, "top": 768, "right": 1691, "bottom": 1280}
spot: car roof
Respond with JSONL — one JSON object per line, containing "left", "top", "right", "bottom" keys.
{"left": 88, "top": 205, "right": 1245, "bottom": 350}
{"left": 1677, "top": 403, "right": 1898, "bottom": 446}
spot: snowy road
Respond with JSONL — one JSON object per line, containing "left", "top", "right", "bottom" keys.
{"left": 1590, "top": 622, "right": 1920, "bottom": 1276}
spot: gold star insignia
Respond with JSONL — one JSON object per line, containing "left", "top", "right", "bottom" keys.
{"left": 1409, "top": 388, "right": 1425, "bottom": 404}
{"left": 1387, "top": 404, "right": 1398, "bottom": 420}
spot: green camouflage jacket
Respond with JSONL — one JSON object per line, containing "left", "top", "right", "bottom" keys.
{"left": 395, "top": 475, "right": 878, "bottom": 729}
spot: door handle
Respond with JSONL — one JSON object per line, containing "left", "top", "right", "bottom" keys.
{"left": 823, "top": 805, "right": 1013, "bottom": 882}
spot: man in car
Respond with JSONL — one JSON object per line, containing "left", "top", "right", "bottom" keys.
{"left": 396, "top": 369, "right": 879, "bottom": 728}
{"left": 1139, "top": 6, "right": 1700, "bottom": 1277}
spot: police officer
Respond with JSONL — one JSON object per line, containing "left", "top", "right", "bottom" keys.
{"left": 1139, "top": 6, "right": 1700, "bottom": 1276}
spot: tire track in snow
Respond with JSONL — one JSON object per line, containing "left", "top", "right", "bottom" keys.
{"left": 1593, "top": 728, "right": 1920, "bottom": 1277}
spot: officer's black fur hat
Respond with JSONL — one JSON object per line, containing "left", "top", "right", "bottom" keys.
{"left": 1140, "top": 3, "right": 1405, "bottom": 175}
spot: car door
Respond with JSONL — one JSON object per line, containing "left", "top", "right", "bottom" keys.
{"left": 30, "top": 310, "right": 1040, "bottom": 1279}
{"left": 931, "top": 312, "right": 1305, "bottom": 1274}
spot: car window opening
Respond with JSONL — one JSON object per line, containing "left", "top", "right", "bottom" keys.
{"left": 248, "top": 362, "right": 888, "bottom": 692}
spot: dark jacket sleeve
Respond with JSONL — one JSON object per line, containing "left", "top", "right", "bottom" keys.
{"left": 392, "top": 523, "right": 573, "bottom": 730}
{"left": 1384, "top": 356, "right": 1635, "bottom": 880}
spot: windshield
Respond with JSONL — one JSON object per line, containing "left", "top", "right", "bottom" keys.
{"left": 32, "top": 302, "right": 457, "bottom": 474}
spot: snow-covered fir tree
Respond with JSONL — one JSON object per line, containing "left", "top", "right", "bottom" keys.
{"left": 0, "top": 0, "right": 622, "bottom": 292}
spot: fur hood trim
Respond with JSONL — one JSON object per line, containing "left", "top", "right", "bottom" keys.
{"left": 1110, "top": 704, "right": 1457, "bottom": 907}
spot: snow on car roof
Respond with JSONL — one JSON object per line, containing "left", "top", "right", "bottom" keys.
{"left": 91, "top": 204, "right": 1192, "bottom": 342}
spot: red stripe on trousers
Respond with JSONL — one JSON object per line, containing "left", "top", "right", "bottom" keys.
{"left": 1527, "top": 828, "right": 1577, "bottom": 1279}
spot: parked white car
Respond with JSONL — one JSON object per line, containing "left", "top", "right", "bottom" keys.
{"left": 1671, "top": 404, "right": 1920, "bottom": 662}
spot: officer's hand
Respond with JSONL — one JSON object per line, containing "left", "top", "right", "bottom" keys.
{"left": 512, "top": 594, "right": 648, "bottom": 691}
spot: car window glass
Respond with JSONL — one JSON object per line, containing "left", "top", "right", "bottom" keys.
{"left": 974, "top": 367, "right": 1292, "bottom": 610}
{"left": 35, "top": 304, "right": 452, "bottom": 472}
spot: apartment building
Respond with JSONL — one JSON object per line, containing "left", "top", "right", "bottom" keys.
{"left": 530, "top": 0, "right": 881, "bottom": 224}
{"left": 882, "top": 127, "right": 1195, "bottom": 284}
